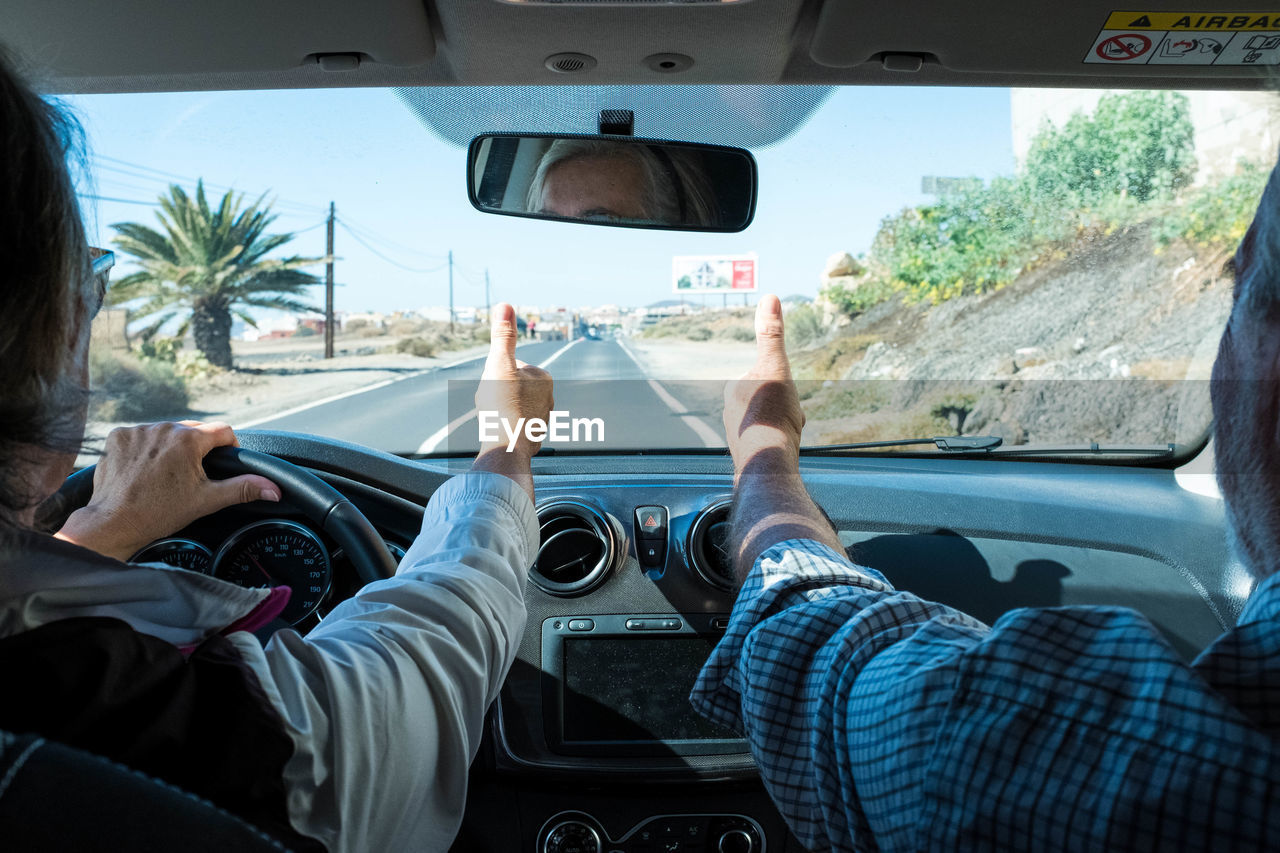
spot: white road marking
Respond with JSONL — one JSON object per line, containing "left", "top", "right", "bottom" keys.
{"left": 414, "top": 339, "right": 583, "bottom": 455}
{"left": 616, "top": 337, "right": 723, "bottom": 447}
{"left": 236, "top": 372, "right": 426, "bottom": 429}
{"left": 234, "top": 348, "right": 500, "bottom": 430}
{"left": 535, "top": 337, "right": 582, "bottom": 369}
{"left": 415, "top": 408, "right": 479, "bottom": 457}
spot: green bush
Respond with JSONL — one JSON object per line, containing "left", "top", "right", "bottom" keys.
{"left": 821, "top": 277, "right": 899, "bottom": 315}
{"left": 1155, "top": 161, "right": 1268, "bottom": 251}
{"left": 784, "top": 303, "right": 824, "bottom": 349}
{"left": 873, "top": 176, "right": 1036, "bottom": 303}
{"left": 90, "top": 351, "right": 189, "bottom": 421}
{"left": 719, "top": 325, "right": 755, "bottom": 342}
{"left": 175, "top": 350, "right": 220, "bottom": 381}
{"left": 830, "top": 90, "right": 1198, "bottom": 310}
{"left": 687, "top": 326, "right": 712, "bottom": 341}
{"left": 396, "top": 336, "right": 437, "bottom": 358}
{"left": 1023, "top": 91, "right": 1195, "bottom": 205}
{"left": 138, "top": 336, "right": 181, "bottom": 362}
{"left": 292, "top": 325, "right": 318, "bottom": 337}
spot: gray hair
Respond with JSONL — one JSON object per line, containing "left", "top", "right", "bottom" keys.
{"left": 0, "top": 48, "right": 92, "bottom": 520}
{"left": 526, "top": 138, "right": 719, "bottom": 227}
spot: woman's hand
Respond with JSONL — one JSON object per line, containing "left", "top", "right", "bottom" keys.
{"left": 56, "top": 421, "right": 280, "bottom": 562}
{"left": 472, "top": 303, "right": 554, "bottom": 502}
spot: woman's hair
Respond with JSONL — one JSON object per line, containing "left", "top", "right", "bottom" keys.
{"left": 0, "top": 48, "right": 92, "bottom": 518}
{"left": 525, "top": 138, "right": 720, "bottom": 227}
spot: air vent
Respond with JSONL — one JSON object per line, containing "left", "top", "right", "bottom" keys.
{"left": 530, "top": 501, "right": 616, "bottom": 596}
{"left": 688, "top": 499, "right": 734, "bottom": 589}
{"left": 545, "top": 53, "right": 597, "bottom": 74}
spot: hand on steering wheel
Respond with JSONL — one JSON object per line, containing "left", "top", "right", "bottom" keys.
{"left": 40, "top": 425, "right": 396, "bottom": 586}
{"left": 56, "top": 422, "right": 280, "bottom": 561}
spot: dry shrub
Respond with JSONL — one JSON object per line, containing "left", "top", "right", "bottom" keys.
{"left": 90, "top": 351, "right": 189, "bottom": 421}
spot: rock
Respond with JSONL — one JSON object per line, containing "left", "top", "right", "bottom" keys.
{"left": 1014, "top": 346, "right": 1045, "bottom": 369}
{"left": 963, "top": 393, "right": 1003, "bottom": 434}
{"left": 823, "top": 252, "right": 862, "bottom": 279}
{"left": 1072, "top": 336, "right": 1087, "bottom": 354}
{"left": 985, "top": 420, "right": 1026, "bottom": 445}
{"left": 990, "top": 355, "right": 1018, "bottom": 377}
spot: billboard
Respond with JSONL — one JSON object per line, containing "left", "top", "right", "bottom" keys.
{"left": 672, "top": 254, "right": 758, "bottom": 294}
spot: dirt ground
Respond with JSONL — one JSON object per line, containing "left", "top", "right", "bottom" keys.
{"left": 81, "top": 335, "right": 490, "bottom": 457}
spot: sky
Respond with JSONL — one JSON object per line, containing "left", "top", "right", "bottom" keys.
{"left": 66, "top": 85, "right": 1015, "bottom": 316}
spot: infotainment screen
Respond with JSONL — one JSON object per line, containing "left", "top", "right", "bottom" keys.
{"left": 562, "top": 637, "right": 740, "bottom": 743}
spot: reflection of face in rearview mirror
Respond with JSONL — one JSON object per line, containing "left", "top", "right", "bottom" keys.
{"left": 468, "top": 135, "right": 756, "bottom": 233}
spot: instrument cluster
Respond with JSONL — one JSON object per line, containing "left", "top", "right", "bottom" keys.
{"left": 132, "top": 520, "right": 405, "bottom": 627}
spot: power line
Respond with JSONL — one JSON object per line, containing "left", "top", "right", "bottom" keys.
{"left": 455, "top": 265, "right": 483, "bottom": 288}
{"left": 335, "top": 221, "right": 448, "bottom": 273}
{"left": 336, "top": 215, "right": 447, "bottom": 260}
{"left": 88, "top": 154, "right": 329, "bottom": 218}
{"left": 82, "top": 193, "right": 160, "bottom": 207}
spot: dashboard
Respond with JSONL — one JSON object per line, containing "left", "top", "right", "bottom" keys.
{"left": 132, "top": 514, "right": 407, "bottom": 633}
{"left": 161, "top": 430, "right": 1237, "bottom": 853}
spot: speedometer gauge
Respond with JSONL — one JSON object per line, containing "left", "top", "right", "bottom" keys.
{"left": 213, "top": 520, "right": 332, "bottom": 625}
{"left": 131, "top": 538, "right": 213, "bottom": 574}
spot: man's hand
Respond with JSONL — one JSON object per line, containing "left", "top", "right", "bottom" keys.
{"left": 723, "top": 294, "right": 806, "bottom": 478}
{"left": 724, "top": 295, "right": 842, "bottom": 584}
{"left": 1212, "top": 160, "right": 1280, "bottom": 579}
{"left": 55, "top": 421, "right": 280, "bottom": 562}
{"left": 472, "top": 303, "right": 554, "bottom": 502}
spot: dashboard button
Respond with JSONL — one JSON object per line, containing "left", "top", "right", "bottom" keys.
{"left": 634, "top": 506, "right": 668, "bottom": 541}
{"left": 625, "top": 618, "right": 683, "bottom": 631}
{"left": 638, "top": 539, "right": 666, "bottom": 568}
{"left": 567, "top": 619, "right": 595, "bottom": 632}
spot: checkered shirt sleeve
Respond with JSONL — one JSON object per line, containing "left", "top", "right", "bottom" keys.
{"left": 690, "top": 539, "right": 1280, "bottom": 852}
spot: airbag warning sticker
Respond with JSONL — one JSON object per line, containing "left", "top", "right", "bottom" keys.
{"left": 1086, "top": 11, "right": 1280, "bottom": 64}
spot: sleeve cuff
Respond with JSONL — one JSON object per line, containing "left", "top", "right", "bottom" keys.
{"left": 414, "top": 471, "right": 540, "bottom": 570}
{"left": 690, "top": 537, "right": 894, "bottom": 730}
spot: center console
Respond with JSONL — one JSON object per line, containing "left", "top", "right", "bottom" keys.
{"left": 542, "top": 614, "right": 741, "bottom": 757}
{"left": 539, "top": 811, "right": 764, "bottom": 853}
{"left": 458, "top": 485, "right": 798, "bottom": 853}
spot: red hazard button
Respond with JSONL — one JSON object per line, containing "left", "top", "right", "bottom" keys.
{"left": 634, "top": 505, "right": 668, "bottom": 542}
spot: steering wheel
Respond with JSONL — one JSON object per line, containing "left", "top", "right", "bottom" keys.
{"left": 36, "top": 445, "right": 398, "bottom": 585}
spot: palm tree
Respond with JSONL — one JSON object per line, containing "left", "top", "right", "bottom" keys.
{"left": 109, "top": 181, "right": 322, "bottom": 369}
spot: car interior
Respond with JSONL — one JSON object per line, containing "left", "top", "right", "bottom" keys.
{"left": 3, "top": 1, "right": 1271, "bottom": 851}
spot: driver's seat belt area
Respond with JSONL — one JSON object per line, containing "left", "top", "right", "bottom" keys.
{"left": 0, "top": 616, "right": 324, "bottom": 853}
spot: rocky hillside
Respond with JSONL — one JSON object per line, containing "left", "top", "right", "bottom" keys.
{"left": 793, "top": 224, "right": 1234, "bottom": 449}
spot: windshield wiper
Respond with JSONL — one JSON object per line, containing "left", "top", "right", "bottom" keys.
{"left": 802, "top": 436, "right": 1179, "bottom": 458}
{"left": 801, "top": 435, "right": 1004, "bottom": 453}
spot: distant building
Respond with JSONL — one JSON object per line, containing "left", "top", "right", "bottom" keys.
{"left": 1011, "top": 88, "right": 1280, "bottom": 184}
{"left": 239, "top": 311, "right": 325, "bottom": 341}
{"left": 342, "top": 311, "right": 387, "bottom": 331}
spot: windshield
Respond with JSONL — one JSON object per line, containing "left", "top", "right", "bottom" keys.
{"left": 73, "top": 85, "right": 1265, "bottom": 458}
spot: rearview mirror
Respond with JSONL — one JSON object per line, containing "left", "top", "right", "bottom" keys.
{"left": 468, "top": 134, "right": 756, "bottom": 232}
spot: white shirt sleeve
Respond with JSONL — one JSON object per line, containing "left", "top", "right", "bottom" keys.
{"left": 230, "top": 471, "right": 538, "bottom": 853}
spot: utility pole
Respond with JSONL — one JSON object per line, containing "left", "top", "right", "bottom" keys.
{"left": 324, "top": 201, "right": 335, "bottom": 359}
{"left": 484, "top": 268, "right": 491, "bottom": 321}
{"left": 448, "top": 249, "right": 455, "bottom": 333}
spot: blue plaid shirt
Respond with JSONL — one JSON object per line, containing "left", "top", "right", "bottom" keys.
{"left": 691, "top": 539, "right": 1280, "bottom": 852}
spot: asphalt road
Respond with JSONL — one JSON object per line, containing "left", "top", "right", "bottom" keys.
{"left": 249, "top": 337, "right": 727, "bottom": 456}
